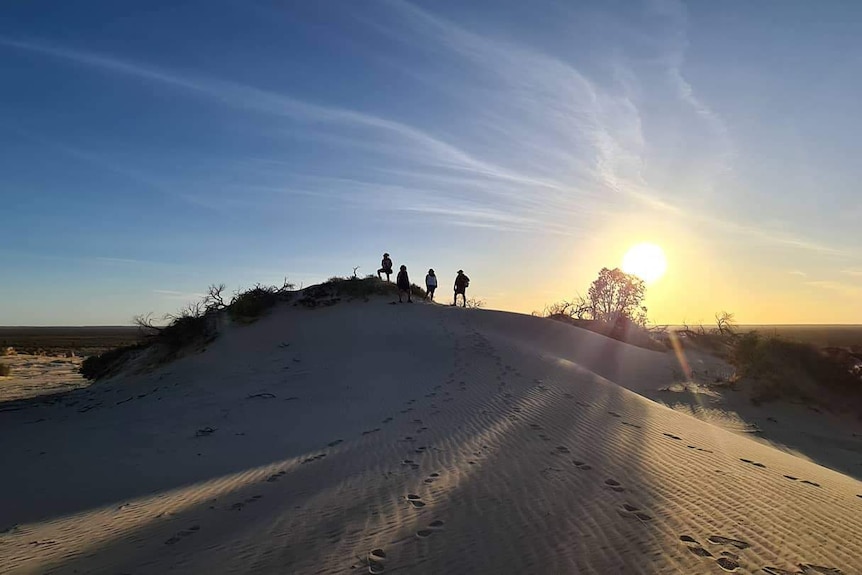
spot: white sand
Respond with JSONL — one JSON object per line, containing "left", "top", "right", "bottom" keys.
{"left": 0, "top": 354, "right": 85, "bottom": 403}
{"left": 1, "top": 300, "right": 860, "bottom": 574}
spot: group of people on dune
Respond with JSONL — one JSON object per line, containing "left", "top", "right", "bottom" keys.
{"left": 376, "top": 252, "right": 470, "bottom": 307}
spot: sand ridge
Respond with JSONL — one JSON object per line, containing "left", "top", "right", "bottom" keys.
{"left": 1, "top": 300, "right": 860, "bottom": 573}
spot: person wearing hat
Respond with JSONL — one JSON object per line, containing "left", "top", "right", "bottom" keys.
{"left": 425, "top": 268, "right": 438, "bottom": 301}
{"left": 377, "top": 252, "right": 393, "bottom": 281}
{"left": 396, "top": 265, "right": 413, "bottom": 303}
{"left": 453, "top": 269, "right": 470, "bottom": 307}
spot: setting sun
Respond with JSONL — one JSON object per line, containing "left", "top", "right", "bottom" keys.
{"left": 622, "top": 243, "right": 667, "bottom": 284}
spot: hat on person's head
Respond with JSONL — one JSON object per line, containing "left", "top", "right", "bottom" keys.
{"left": 384, "top": 253, "right": 390, "bottom": 257}
{"left": 400, "top": 265, "right": 407, "bottom": 270}
{"left": 457, "top": 269, "right": 463, "bottom": 274}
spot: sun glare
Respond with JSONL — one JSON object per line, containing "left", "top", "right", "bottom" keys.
{"left": 622, "top": 243, "right": 667, "bottom": 284}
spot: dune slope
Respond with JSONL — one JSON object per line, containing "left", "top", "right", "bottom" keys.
{"left": 1, "top": 299, "right": 860, "bottom": 574}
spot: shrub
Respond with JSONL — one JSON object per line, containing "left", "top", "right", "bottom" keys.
{"left": 229, "top": 285, "right": 282, "bottom": 322}
{"left": 0, "top": 363, "right": 10, "bottom": 377}
{"left": 730, "top": 332, "right": 861, "bottom": 405}
{"left": 79, "top": 342, "right": 149, "bottom": 380}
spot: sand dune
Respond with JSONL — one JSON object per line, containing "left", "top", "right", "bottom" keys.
{"left": 1, "top": 299, "right": 860, "bottom": 574}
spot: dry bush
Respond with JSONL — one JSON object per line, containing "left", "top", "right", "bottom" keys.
{"left": 730, "top": 331, "right": 862, "bottom": 407}
{"left": 80, "top": 343, "right": 148, "bottom": 381}
{"left": 229, "top": 279, "right": 295, "bottom": 322}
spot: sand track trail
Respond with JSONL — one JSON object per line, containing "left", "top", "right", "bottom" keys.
{"left": 1, "top": 301, "right": 860, "bottom": 573}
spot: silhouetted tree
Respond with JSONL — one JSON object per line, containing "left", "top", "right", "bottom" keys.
{"left": 587, "top": 267, "right": 648, "bottom": 326}
{"left": 543, "top": 295, "right": 591, "bottom": 320}
{"left": 714, "top": 311, "right": 737, "bottom": 336}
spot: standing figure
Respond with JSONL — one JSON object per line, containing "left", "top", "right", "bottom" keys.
{"left": 396, "top": 265, "right": 413, "bottom": 303}
{"left": 377, "top": 253, "right": 393, "bottom": 281}
{"left": 453, "top": 269, "right": 470, "bottom": 307}
{"left": 425, "top": 269, "right": 437, "bottom": 301}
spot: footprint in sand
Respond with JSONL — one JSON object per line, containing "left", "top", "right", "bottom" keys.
{"left": 680, "top": 535, "right": 747, "bottom": 572}
{"left": 800, "top": 480, "right": 821, "bottom": 487}
{"left": 576, "top": 401, "right": 591, "bottom": 407}
{"left": 406, "top": 494, "right": 426, "bottom": 508}
{"left": 382, "top": 417, "right": 393, "bottom": 424}
{"left": 762, "top": 565, "right": 844, "bottom": 575}
{"left": 707, "top": 535, "right": 751, "bottom": 550}
{"left": 617, "top": 502, "right": 651, "bottom": 522}
{"left": 537, "top": 434, "right": 551, "bottom": 442}
{"left": 681, "top": 535, "right": 713, "bottom": 557}
{"left": 416, "top": 520, "right": 445, "bottom": 538}
{"left": 663, "top": 433, "right": 682, "bottom": 441}
{"left": 301, "top": 453, "right": 327, "bottom": 464}
{"left": 797, "top": 565, "right": 844, "bottom": 574}
{"left": 563, "top": 393, "right": 574, "bottom": 399}
{"left": 554, "top": 445, "right": 571, "bottom": 454}
{"left": 424, "top": 472, "right": 441, "bottom": 484}
{"left": 165, "top": 525, "right": 201, "bottom": 545}
{"left": 739, "top": 458, "right": 767, "bottom": 468}
{"left": 605, "top": 478, "right": 625, "bottom": 492}
{"left": 401, "top": 459, "right": 420, "bottom": 470}
{"left": 715, "top": 556, "right": 740, "bottom": 572}
{"left": 572, "top": 460, "right": 592, "bottom": 471}
{"left": 266, "top": 470, "right": 287, "bottom": 482}
{"left": 529, "top": 423, "right": 543, "bottom": 430}
{"left": 621, "top": 421, "right": 642, "bottom": 429}
{"left": 367, "top": 549, "right": 386, "bottom": 573}
{"left": 607, "top": 411, "right": 621, "bottom": 418}
{"left": 327, "top": 439, "right": 343, "bottom": 447}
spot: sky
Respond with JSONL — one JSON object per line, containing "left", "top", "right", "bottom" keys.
{"left": 1, "top": 0, "right": 861, "bottom": 326}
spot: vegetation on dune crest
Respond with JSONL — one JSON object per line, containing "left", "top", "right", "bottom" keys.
{"left": 671, "top": 313, "right": 862, "bottom": 410}
{"left": 81, "top": 280, "right": 296, "bottom": 380}
{"left": 537, "top": 267, "right": 661, "bottom": 351}
{"left": 538, "top": 269, "right": 862, "bottom": 409}
{"left": 80, "top": 276, "right": 436, "bottom": 381}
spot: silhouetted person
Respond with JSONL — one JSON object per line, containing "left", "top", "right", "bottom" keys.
{"left": 396, "top": 265, "right": 413, "bottom": 303}
{"left": 377, "top": 252, "right": 393, "bottom": 281}
{"left": 453, "top": 269, "right": 469, "bottom": 307}
{"left": 425, "top": 269, "right": 437, "bottom": 301}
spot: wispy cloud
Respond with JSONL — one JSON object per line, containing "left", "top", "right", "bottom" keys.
{"left": 805, "top": 280, "right": 862, "bottom": 297}
{"left": 0, "top": 34, "right": 570, "bottom": 231}
{"left": 153, "top": 289, "right": 206, "bottom": 301}
{"left": 0, "top": 20, "right": 851, "bottom": 252}
{"left": 841, "top": 269, "right": 862, "bottom": 277}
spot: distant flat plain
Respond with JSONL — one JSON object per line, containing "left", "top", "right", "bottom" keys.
{"left": 1, "top": 324, "right": 860, "bottom": 357}
{"left": 0, "top": 326, "right": 142, "bottom": 356}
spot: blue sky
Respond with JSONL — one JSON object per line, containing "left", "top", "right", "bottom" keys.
{"left": 1, "top": 0, "right": 861, "bottom": 325}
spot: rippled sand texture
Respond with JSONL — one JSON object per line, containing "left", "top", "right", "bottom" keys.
{"left": 1, "top": 301, "right": 860, "bottom": 574}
